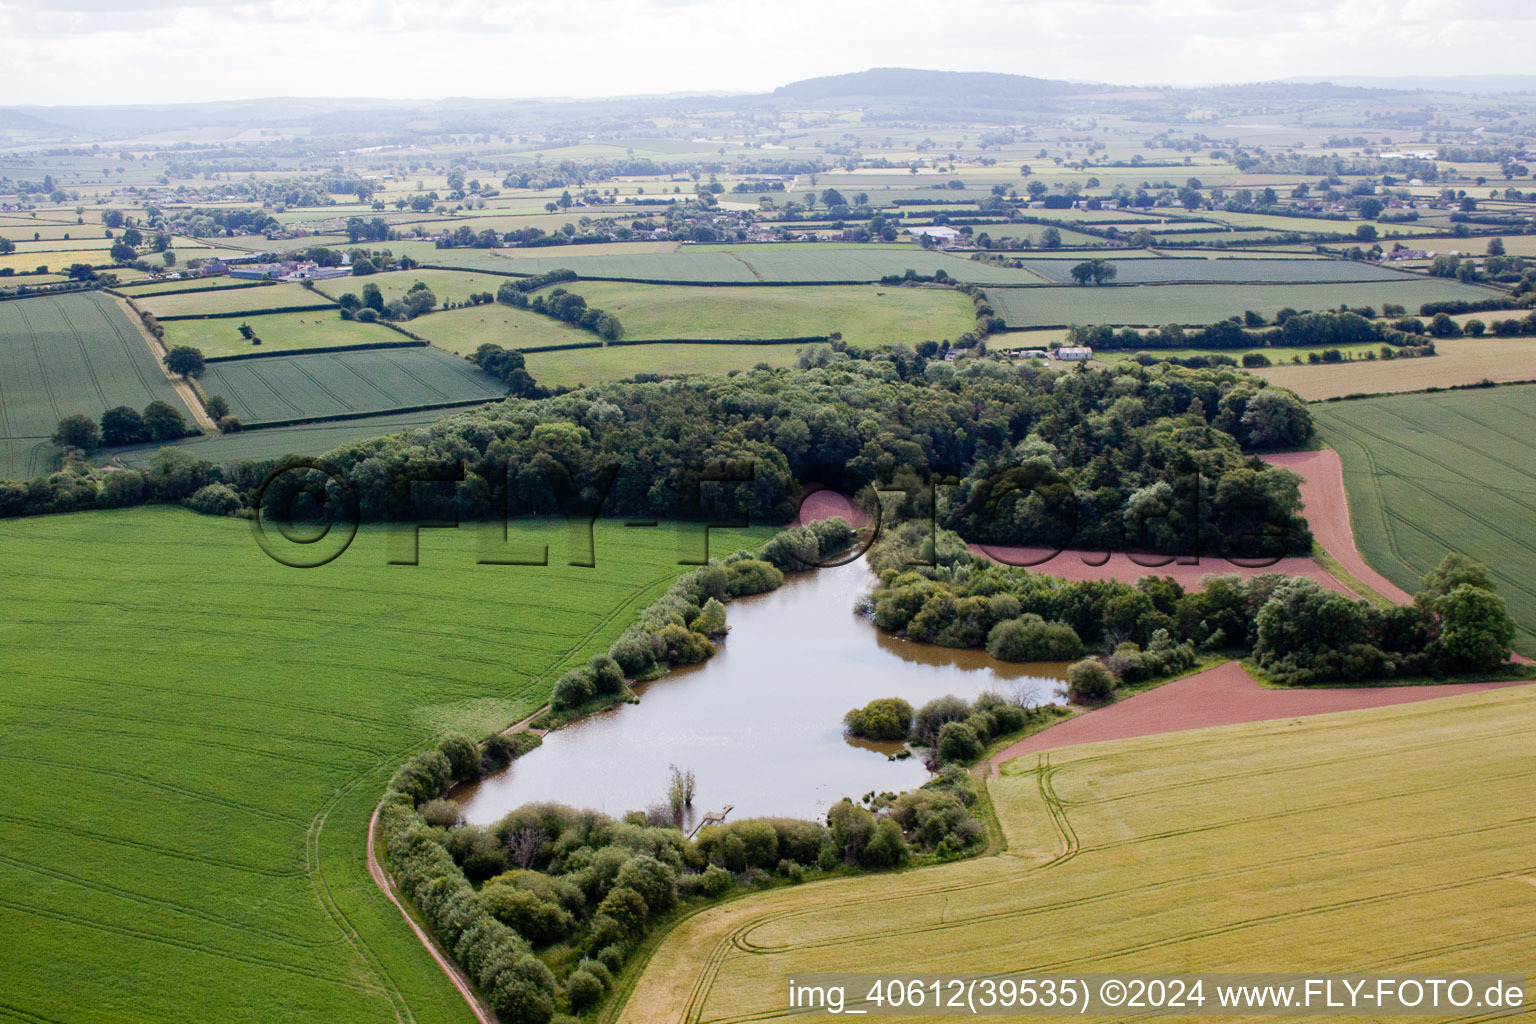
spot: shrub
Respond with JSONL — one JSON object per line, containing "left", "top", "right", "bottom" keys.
{"left": 1066, "top": 659, "right": 1115, "bottom": 702}
{"left": 595, "top": 944, "right": 627, "bottom": 974}
{"left": 420, "top": 798, "right": 463, "bottom": 829}
{"left": 183, "top": 483, "right": 241, "bottom": 516}
{"left": 985, "top": 615, "right": 1083, "bottom": 661}
{"left": 52, "top": 414, "right": 101, "bottom": 452}
{"left": 677, "top": 863, "right": 734, "bottom": 898}
{"left": 936, "top": 721, "right": 982, "bottom": 763}
{"left": 843, "top": 697, "right": 914, "bottom": 740}
{"left": 588, "top": 655, "right": 626, "bottom": 695}
{"left": 860, "top": 818, "right": 909, "bottom": 868}
{"left": 481, "top": 883, "right": 574, "bottom": 945}
{"left": 551, "top": 667, "right": 596, "bottom": 710}
{"left": 390, "top": 749, "right": 454, "bottom": 805}
{"left": 910, "top": 695, "right": 971, "bottom": 745}
{"left": 566, "top": 970, "right": 603, "bottom": 1014}
{"left": 100, "top": 405, "right": 147, "bottom": 446}
{"left": 438, "top": 733, "right": 481, "bottom": 781}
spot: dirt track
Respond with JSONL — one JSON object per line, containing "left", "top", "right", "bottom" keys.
{"left": 1260, "top": 448, "right": 1413, "bottom": 603}
{"left": 989, "top": 660, "right": 1528, "bottom": 773}
{"left": 366, "top": 806, "right": 495, "bottom": 1024}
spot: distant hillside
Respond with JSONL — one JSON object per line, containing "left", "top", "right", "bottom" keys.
{"left": 1285, "top": 74, "right": 1536, "bottom": 95}
{"left": 773, "top": 67, "right": 1095, "bottom": 103}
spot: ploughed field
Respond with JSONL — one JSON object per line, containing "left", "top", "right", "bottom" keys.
{"left": 1313, "top": 387, "right": 1536, "bottom": 656}
{"left": 0, "top": 292, "right": 195, "bottom": 479}
{"left": 0, "top": 509, "right": 763, "bottom": 1024}
{"left": 620, "top": 683, "right": 1536, "bottom": 1023}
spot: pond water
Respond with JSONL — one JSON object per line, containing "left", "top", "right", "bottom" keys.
{"left": 454, "top": 559, "right": 1068, "bottom": 829}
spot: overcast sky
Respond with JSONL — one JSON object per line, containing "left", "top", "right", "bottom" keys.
{"left": 1, "top": 0, "right": 1533, "bottom": 107}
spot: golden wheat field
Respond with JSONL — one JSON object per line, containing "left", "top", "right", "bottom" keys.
{"left": 617, "top": 684, "right": 1536, "bottom": 1024}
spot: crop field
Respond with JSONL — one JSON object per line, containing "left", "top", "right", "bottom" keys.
{"left": 199, "top": 346, "right": 506, "bottom": 425}
{"left": 526, "top": 340, "right": 805, "bottom": 387}
{"left": 135, "top": 282, "right": 333, "bottom": 318}
{"left": 0, "top": 508, "right": 766, "bottom": 1024}
{"left": 112, "top": 409, "right": 463, "bottom": 468}
{"left": 1016, "top": 256, "right": 1412, "bottom": 285}
{"left": 1312, "top": 387, "right": 1536, "bottom": 655}
{"left": 425, "top": 247, "right": 760, "bottom": 283}
{"left": 621, "top": 683, "right": 1536, "bottom": 1023}
{"left": 569, "top": 281, "right": 975, "bottom": 343}
{"left": 1256, "top": 337, "right": 1536, "bottom": 399}
{"left": 0, "top": 292, "right": 196, "bottom": 480}
{"left": 985, "top": 279, "right": 1500, "bottom": 328}
{"left": 163, "top": 311, "right": 398, "bottom": 358}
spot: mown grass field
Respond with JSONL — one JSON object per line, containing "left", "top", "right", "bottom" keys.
{"left": 1313, "top": 387, "right": 1536, "bottom": 656}
{"left": 135, "top": 282, "right": 332, "bottom": 318}
{"left": 1257, "top": 337, "right": 1536, "bottom": 399}
{"left": 0, "top": 509, "right": 767, "bottom": 1024}
{"left": 985, "top": 278, "right": 1501, "bottom": 328}
{"left": 621, "top": 683, "right": 1536, "bottom": 1023}
{"left": 0, "top": 292, "right": 195, "bottom": 480}
{"left": 525, "top": 341, "right": 805, "bottom": 388}
{"left": 570, "top": 281, "right": 975, "bottom": 343}
{"left": 164, "top": 311, "right": 397, "bottom": 358}
{"left": 118, "top": 277, "right": 281, "bottom": 296}
{"left": 320, "top": 269, "right": 518, "bottom": 308}
{"left": 405, "top": 304, "right": 598, "bottom": 355}
{"left": 200, "top": 346, "right": 506, "bottom": 425}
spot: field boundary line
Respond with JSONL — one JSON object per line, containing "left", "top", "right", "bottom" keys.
{"left": 111, "top": 294, "right": 218, "bottom": 434}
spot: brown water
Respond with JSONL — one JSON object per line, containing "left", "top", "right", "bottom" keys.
{"left": 455, "top": 559, "right": 1068, "bottom": 829}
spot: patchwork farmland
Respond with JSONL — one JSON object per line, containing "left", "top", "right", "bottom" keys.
{"left": 0, "top": 292, "right": 195, "bottom": 478}
{"left": 199, "top": 347, "right": 507, "bottom": 425}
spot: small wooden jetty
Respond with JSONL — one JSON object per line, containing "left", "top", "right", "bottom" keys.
{"left": 686, "top": 804, "right": 733, "bottom": 839}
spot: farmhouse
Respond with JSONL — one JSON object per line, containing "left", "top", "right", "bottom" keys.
{"left": 911, "top": 225, "right": 962, "bottom": 243}
{"left": 1055, "top": 346, "right": 1093, "bottom": 361}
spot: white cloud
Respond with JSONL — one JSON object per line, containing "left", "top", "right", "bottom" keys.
{"left": 0, "top": 0, "right": 1530, "bottom": 106}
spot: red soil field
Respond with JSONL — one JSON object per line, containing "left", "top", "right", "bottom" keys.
{"left": 1260, "top": 448, "right": 1413, "bottom": 603}
{"left": 990, "top": 660, "right": 1531, "bottom": 772}
{"left": 964, "top": 543, "right": 1348, "bottom": 593}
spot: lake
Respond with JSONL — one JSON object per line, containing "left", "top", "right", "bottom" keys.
{"left": 454, "top": 559, "right": 1067, "bottom": 829}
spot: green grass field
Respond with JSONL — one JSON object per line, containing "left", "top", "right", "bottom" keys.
{"left": 404, "top": 304, "right": 598, "bottom": 355}
{"left": 135, "top": 282, "right": 332, "bottom": 318}
{"left": 0, "top": 509, "right": 766, "bottom": 1024}
{"left": 985, "top": 278, "right": 1502, "bottom": 328}
{"left": 0, "top": 292, "right": 196, "bottom": 480}
{"left": 1313, "top": 388, "right": 1536, "bottom": 656}
{"left": 199, "top": 347, "right": 505, "bottom": 425}
{"left": 569, "top": 281, "right": 975, "bottom": 343}
{"left": 319, "top": 269, "right": 520, "bottom": 309}
{"left": 163, "top": 311, "right": 400, "bottom": 358}
{"left": 621, "top": 683, "right": 1536, "bottom": 1023}
{"left": 525, "top": 341, "right": 805, "bottom": 388}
